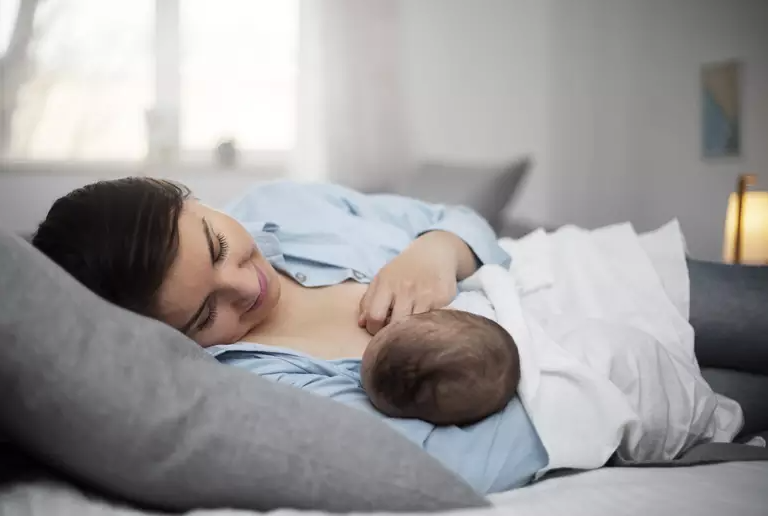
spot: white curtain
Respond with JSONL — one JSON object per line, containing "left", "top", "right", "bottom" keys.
{"left": 293, "top": 0, "right": 412, "bottom": 190}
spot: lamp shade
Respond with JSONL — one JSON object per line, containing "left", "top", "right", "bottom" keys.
{"left": 723, "top": 191, "right": 768, "bottom": 264}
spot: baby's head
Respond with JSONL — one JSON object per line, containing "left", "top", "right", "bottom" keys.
{"left": 361, "top": 310, "right": 520, "bottom": 426}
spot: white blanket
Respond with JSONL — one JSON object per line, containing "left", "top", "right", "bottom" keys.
{"left": 462, "top": 220, "right": 744, "bottom": 475}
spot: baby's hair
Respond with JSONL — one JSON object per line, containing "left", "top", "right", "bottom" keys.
{"left": 362, "top": 310, "right": 519, "bottom": 426}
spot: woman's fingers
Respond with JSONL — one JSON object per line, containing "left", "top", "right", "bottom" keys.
{"left": 358, "top": 276, "right": 379, "bottom": 325}
{"left": 359, "top": 280, "right": 439, "bottom": 334}
{"left": 412, "top": 299, "right": 432, "bottom": 316}
{"left": 361, "top": 287, "right": 394, "bottom": 335}
{"left": 388, "top": 296, "right": 414, "bottom": 326}
{"left": 358, "top": 279, "right": 374, "bottom": 326}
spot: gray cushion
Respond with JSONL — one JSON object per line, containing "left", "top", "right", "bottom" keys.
{"left": 0, "top": 229, "right": 487, "bottom": 513}
{"left": 378, "top": 158, "right": 531, "bottom": 232}
{"left": 497, "top": 218, "right": 554, "bottom": 240}
{"left": 702, "top": 368, "right": 768, "bottom": 437}
{"left": 688, "top": 259, "right": 768, "bottom": 376}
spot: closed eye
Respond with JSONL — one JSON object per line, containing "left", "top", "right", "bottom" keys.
{"left": 216, "top": 232, "right": 229, "bottom": 263}
{"left": 196, "top": 298, "right": 218, "bottom": 333}
{"left": 187, "top": 218, "right": 228, "bottom": 335}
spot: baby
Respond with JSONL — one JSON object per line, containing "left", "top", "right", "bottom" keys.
{"left": 360, "top": 293, "right": 520, "bottom": 426}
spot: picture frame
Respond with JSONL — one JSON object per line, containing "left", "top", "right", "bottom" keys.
{"left": 701, "top": 60, "right": 742, "bottom": 158}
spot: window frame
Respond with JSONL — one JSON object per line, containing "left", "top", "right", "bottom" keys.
{"left": 0, "top": 0, "right": 295, "bottom": 178}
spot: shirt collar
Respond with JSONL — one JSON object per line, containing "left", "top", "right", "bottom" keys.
{"left": 246, "top": 221, "right": 286, "bottom": 269}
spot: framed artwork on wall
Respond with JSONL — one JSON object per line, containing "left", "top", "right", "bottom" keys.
{"left": 701, "top": 60, "right": 742, "bottom": 158}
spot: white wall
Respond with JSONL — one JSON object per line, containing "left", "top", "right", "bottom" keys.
{"left": 3, "top": 0, "right": 767, "bottom": 260}
{"left": 401, "top": 0, "right": 768, "bottom": 261}
{"left": 624, "top": 0, "right": 768, "bottom": 260}
{"left": 401, "top": 0, "right": 552, "bottom": 224}
{"left": 0, "top": 165, "right": 281, "bottom": 235}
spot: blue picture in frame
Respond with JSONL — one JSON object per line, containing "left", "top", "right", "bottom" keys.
{"left": 702, "top": 60, "right": 741, "bottom": 158}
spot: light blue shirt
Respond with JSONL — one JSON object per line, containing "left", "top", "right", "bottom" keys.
{"left": 223, "top": 180, "right": 511, "bottom": 285}
{"left": 211, "top": 180, "right": 548, "bottom": 494}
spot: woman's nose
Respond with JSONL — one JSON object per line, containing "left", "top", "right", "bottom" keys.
{"left": 218, "top": 262, "right": 262, "bottom": 309}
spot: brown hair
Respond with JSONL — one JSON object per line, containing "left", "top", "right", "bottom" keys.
{"left": 361, "top": 310, "right": 520, "bottom": 426}
{"left": 32, "top": 177, "right": 191, "bottom": 317}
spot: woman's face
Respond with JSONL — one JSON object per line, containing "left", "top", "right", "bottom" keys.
{"left": 156, "top": 200, "right": 282, "bottom": 347}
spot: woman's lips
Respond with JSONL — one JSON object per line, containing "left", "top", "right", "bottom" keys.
{"left": 245, "top": 264, "right": 269, "bottom": 314}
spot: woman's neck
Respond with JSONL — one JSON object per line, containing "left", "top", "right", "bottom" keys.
{"left": 237, "top": 273, "right": 373, "bottom": 360}
{"left": 245, "top": 272, "right": 308, "bottom": 337}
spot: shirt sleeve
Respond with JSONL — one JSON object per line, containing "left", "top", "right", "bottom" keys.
{"left": 308, "top": 182, "right": 511, "bottom": 268}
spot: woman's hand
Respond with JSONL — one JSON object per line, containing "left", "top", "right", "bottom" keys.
{"left": 358, "top": 231, "right": 478, "bottom": 335}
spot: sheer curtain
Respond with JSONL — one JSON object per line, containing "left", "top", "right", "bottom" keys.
{"left": 294, "top": 0, "right": 412, "bottom": 189}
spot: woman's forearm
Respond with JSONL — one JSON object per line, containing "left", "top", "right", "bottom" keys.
{"left": 411, "top": 230, "right": 478, "bottom": 281}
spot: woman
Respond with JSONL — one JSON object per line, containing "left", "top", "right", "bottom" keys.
{"left": 33, "top": 177, "right": 548, "bottom": 494}
{"left": 32, "top": 177, "right": 509, "bottom": 353}
{"left": 31, "top": 177, "right": 768, "bottom": 493}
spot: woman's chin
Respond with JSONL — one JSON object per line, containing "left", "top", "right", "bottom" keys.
{"left": 242, "top": 290, "right": 280, "bottom": 335}
{"left": 254, "top": 293, "right": 279, "bottom": 326}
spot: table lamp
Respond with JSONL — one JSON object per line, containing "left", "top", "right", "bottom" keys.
{"left": 723, "top": 174, "right": 768, "bottom": 264}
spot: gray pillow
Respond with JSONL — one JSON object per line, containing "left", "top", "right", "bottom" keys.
{"left": 391, "top": 158, "right": 531, "bottom": 231}
{"left": 0, "top": 229, "right": 487, "bottom": 513}
{"left": 688, "top": 259, "right": 768, "bottom": 376}
{"left": 702, "top": 368, "right": 768, "bottom": 437}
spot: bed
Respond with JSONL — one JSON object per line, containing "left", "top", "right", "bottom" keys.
{"left": 3, "top": 461, "right": 767, "bottom": 515}
{"left": 2, "top": 161, "right": 768, "bottom": 515}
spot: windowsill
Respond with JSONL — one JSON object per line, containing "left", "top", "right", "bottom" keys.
{"left": 0, "top": 159, "right": 288, "bottom": 179}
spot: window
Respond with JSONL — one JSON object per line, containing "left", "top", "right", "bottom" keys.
{"left": 180, "top": 0, "right": 298, "bottom": 156}
{"left": 0, "top": 0, "right": 298, "bottom": 165}
{"left": 1, "top": 0, "right": 153, "bottom": 161}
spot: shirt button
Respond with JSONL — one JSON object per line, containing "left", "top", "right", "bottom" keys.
{"left": 353, "top": 270, "right": 367, "bottom": 281}
{"left": 295, "top": 272, "right": 307, "bottom": 282}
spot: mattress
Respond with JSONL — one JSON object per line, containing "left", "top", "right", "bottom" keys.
{"left": 478, "top": 461, "right": 768, "bottom": 515}
{"left": 3, "top": 461, "right": 768, "bottom": 515}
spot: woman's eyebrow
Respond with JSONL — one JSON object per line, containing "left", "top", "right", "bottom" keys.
{"left": 202, "top": 217, "right": 216, "bottom": 264}
{"left": 178, "top": 218, "right": 216, "bottom": 335}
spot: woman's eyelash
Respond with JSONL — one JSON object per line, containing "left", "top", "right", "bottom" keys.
{"left": 198, "top": 301, "right": 218, "bottom": 332}
{"left": 197, "top": 231, "right": 227, "bottom": 333}
{"left": 216, "top": 233, "right": 229, "bottom": 262}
